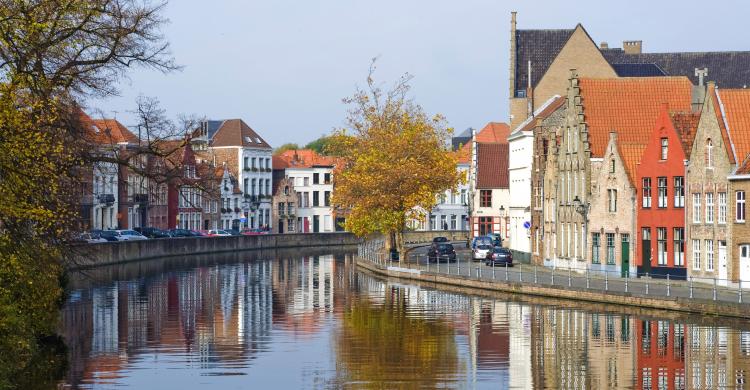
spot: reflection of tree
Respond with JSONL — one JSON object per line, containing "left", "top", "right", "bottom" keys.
{"left": 334, "top": 294, "right": 461, "bottom": 387}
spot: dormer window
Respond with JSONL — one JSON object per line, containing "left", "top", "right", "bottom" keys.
{"left": 244, "top": 136, "right": 252, "bottom": 143}
{"left": 255, "top": 137, "right": 261, "bottom": 144}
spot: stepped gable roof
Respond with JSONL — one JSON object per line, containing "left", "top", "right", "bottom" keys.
{"left": 669, "top": 111, "right": 701, "bottom": 156}
{"left": 578, "top": 76, "right": 694, "bottom": 158}
{"left": 476, "top": 143, "right": 509, "bottom": 189}
{"left": 611, "top": 63, "right": 667, "bottom": 77}
{"left": 716, "top": 88, "right": 750, "bottom": 165}
{"left": 91, "top": 119, "right": 139, "bottom": 144}
{"left": 602, "top": 49, "right": 750, "bottom": 88}
{"left": 616, "top": 141, "right": 647, "bottom": 187}
{"left": 209, "top": 119, "right": 272, "bottom": 149}
{"left": 514, "top": 28, "right": 576, "bottom": 95}
{"left": 273, "top": 149, "right": 335, "bottom": 169}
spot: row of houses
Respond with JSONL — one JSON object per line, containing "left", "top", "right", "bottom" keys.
{"left": 76, "top": 111, "right": 340, "bottom": 233}
{"left": 492, "top": 13, "right": 750, "bottom": 284}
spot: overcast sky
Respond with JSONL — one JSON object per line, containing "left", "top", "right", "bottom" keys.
{"left": 91, "top": 0, "right": 748, "bottom": 147}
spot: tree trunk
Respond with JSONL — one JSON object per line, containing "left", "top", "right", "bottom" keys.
{"left": 395, "top": 230, "right": 405, "bottom": 263}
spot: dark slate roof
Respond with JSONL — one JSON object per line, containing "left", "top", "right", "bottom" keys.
{"left": 514, "top": 29, "right": 575, "bottom": 96}
{"left": 602, "top": 49, "right": 750, "bottom": 88}
{"left": 611, "top": 63, "right": 666, "bottom": 77}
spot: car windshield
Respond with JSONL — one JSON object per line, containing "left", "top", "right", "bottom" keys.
{"left": 477, "top": 245, "right": 491, "bottom": 250}
{"left": 122, "top": 230, "right": 138, "bottom": 235}
{"left": 493, "top": 248, "right": 508, "bottom": 253}
{"left": 100, "top": 231, "right": 117, "bottom": 236}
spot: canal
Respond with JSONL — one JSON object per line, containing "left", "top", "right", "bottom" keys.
{"left": 59, "top": 248, "right": 750, "bottom": 389}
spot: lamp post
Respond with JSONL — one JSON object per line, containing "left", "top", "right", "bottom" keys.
{"left": 499, "top": 205, "right": 506, "bottom": 242}
{"left": 572, "top": 195, "right": 589, "bottom": 264}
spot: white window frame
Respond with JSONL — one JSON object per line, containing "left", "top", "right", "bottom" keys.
{"left": 692, "top": 239, "right": 701, "bottom": 271}
{"left": 673, "top": 228, "right": 684, "bottom": 267}
{"left": 657, "top": 227, "right": 667, "bottom": 265}
{"left": 706, "top": 239, "right": 714, "bottom": 272}
{"left": 693, "top": 193, "right": 701, "bottom": 223}
{"left": 718, "top": 192, "right": 727, "bottom": 224}
{"left": 661, "top": 138, "right": 668, "bottom": 160}
{"left": 738, "top": 191, "right": 747, "bottom": 223}
{"left": 706, "top": 192, "right": 714, "bottom": 224}
{"left": 674, "top": 177, "right": 685, "bottom": 208}
{"left": 658, "top": 177, "right": 668, "bottom": 208}
{"left": 643, "top": 177, "right": 652, "bottom": 208}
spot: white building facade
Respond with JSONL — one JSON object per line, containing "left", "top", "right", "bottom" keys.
{"left": 92, "top": 158, "right": 118, "bottom": 230}
{"left": 287, "top": 166, "right": 335, "bottom": 233}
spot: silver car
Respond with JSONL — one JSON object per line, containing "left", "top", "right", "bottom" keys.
{"left": 115, "top": 230, "right": 148, "bottom": 241}
{"left": 472, "top": 244, "right": 492, "bottom": 261}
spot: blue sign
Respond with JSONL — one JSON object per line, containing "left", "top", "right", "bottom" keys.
{"left": 240, "top": 218, "right": 247, "bottom": 223}
{"left": 523, "top": 221, "right": 531, "bottom": 229}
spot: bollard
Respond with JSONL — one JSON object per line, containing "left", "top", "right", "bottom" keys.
{"left": 586, "top": 269, "right": 590, "bottom": 289}
{"left": 713, "top": 278, "right": 717, "bottom": 301}
{"left": 625, "top": 276, "right": 628, "bottom": 293}
{"left": 568, "top": 268, "right": 572, "bottom": 287}
{"left": 479, "top": 265, "right": 482, "bottom": 278}
{"left": 646, "top": 276, "right": 649, "bottom": 295}
{"left": 505, "top": 263, "right": 509, "bottom": 281}
{"left": 534, "top": 266, "right": 538, "bottom": 284}
{"left": 519, "top": 265, "right": 523, "bottom": 282}
{"left": 689, "top": 279, "right": 693, "bottom": 299}
{"left": 457, "top": 259, "right": 460, "bottom": 276}
{"left": 492, "top": 260, "right": 496, "bottom": 279}
{"left": 551, "top": 268, "right": 555, "bottom": 286}
{"left": 667, "top": 274, "right": 671, "bottom": 297}
{"left": 605, "top": 272, "right": 609, "bottom": 291}
{"left": 437, "top": 258, "right": 440, "bottom": 273}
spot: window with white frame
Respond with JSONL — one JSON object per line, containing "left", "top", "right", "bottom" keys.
{"left": 606, "top": 233, "right": 615, "bottom": 265}
{"left": 718, "top": 192, "right": 727, "bottom": 224}
{"left": 705, "top": 139, "right": 714, "bottom": 168}
{"left": 674, "top": 177, "right": 684, "bottom": 208}
{"left": 658, "top": 177, "right": 668, "bottom": 208}
{"left": 692, "top": 240, "right": 701, "bottom": 270}
{"left": 657, "top": 228, "right": 667, "bottom": 265}
{"left": 673, "top": 228, "right": 685, "bottom": 266}
{"left": 706, "top": 192, "right": 714, "bottom": 223}
{"left": 660, "top": 138, "right": 668, "bottom": 160}
{"left": 693, "top": 194, "right": 701, "bottom": 223}
{"left": 643, "top": 177, "right": 652, "bottom": 208}
{"left": 706, "top": 240, "right": 714, "bottom": 271}
{"left": 738, "top": 191, "right": 746, "bottom": 222}
{"left": 592, "top": 233, "right": 601, "bottom": 264}
{"left": 608, "top": 189, "right": 617, "bottom": 212}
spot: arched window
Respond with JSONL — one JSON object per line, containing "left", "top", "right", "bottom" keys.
{"left": 706, "top": 138, "right": 714, "bottom": 168}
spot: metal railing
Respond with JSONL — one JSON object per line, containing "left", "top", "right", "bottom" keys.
{"left": 357, "top": 249, "right": 749, "bottom": 305}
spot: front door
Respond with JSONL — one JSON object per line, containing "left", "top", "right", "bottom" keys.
{"left": 641, "top": 228, "right": 652, "bottom": 274}
{"left": 740, "top": 245, "right": 750, "bottom": 285}
{"left": 278, "top": 219, "right": 284, "bottom": 234}
{"left": 719, "top": 241, "right": 728, "bottom": 286}
{"left": 621, "top": 234, "right": 630, "bottom": 277}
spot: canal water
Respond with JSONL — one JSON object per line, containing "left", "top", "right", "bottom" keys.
{"left": 59, "top": 249, "right": 750, "bottom": 389}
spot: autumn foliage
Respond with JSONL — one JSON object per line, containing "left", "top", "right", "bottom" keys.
{"left": 329, "top": 67, "right": 463, "bottom": 256}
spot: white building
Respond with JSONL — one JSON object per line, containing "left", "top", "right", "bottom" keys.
{"left": 218, "top": 165, "right": 244, "bottom": 230}
{"left": 193, "top": 119, "right": 273, "bottom": 230}
{"left": 273, "top": 150, "right": 338, "bottom": 233}
{"left": 507, "top": 97, "right": 561, "bottom": 253}
{"left": 92, "top": 157, "right": 118, "bottom": 230}
{"left": 427, "top": 163, "right": 470, "bottom": 231}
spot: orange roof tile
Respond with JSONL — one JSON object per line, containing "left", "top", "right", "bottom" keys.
{"left": 273, "top": 149, "right": 335, "bottom": 169}
{"left": 579, "top": 77, "right": 694, "bottom": 158}
{"left": 616, "top": 142, "right": 646, "bottom": 186}
{"left": 737, "top": 154, "right": 750, "bottom": 175}
{"left": 709, "top": 85, "right": 737, "bottom": 164}
{"left": 670, "top": 112, "right": 700, "bottom": 156}
{"left": 91, "top": 119, "right": 139, "bottom": 144}
{"left": 716, "top": 88, "right": 750, "bottom": 165}
{"left": 476, "top": 122, "right": 510, "bottom": 143}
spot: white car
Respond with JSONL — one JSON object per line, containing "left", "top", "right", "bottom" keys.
{"left": 208, "top": 229, "right": 232, "bottom": 237}
{"left": 78, "top": 232, "right": 108, "bottom": 243}
{"left": 472, "top": 244, "right": 492, "bottom": 261}
{"left": 115, "top": 230, "right": 148, "bottom": 241}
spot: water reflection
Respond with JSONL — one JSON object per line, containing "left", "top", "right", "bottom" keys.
{"left": 59, "top": 251, "right": 750, "bottom": 389}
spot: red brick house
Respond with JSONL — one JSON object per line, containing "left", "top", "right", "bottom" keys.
{"left": 636, "top": 104, "right": 699, "bottom": 279}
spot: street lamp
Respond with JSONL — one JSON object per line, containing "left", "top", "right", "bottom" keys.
{"left": 572, "top": 196, "right": 589, "bottom": 220}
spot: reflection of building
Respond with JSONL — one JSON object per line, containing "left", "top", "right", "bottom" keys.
{"left": 530, "top": 307, "right": 590, "bottom": 388}
{"left": 685, "top": 324, "right": 750, "bottom": 389}
{"left": 636, "top": 320, "right": 686, "bottom": 390}
{"left": 587, "top": 313, "right": 635, "bottom": 389}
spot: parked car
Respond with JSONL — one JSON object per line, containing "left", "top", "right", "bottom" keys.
{"left": 428, "top": 243, "right": 457, "bottom": 263}
{"left": 472, "top": 244, "right": 492, "bottom": 261}
{"left": 75, "top": 232, "right": 108, "bottom": 244}
{"left": 193, "top": 230, "right": 210, "bottom": 237}
{"left": 485, "top": 247, "right": 513, "bottom": 266}
{"left": 97, "top": 230, "right": 120, "bottom": 242}
{"left": 226, "top": 228, "right": 242, "bottom": 236}
{"left": 115, "top": 230, "right": 148, "bottom": 241}
{"left": 135, "top": 227, "right": 171, "bottom": 239}
{"left": 432, "top": 236, "right": 449, "bottom": 243}
{"left": 471, "top": 236, "right": 493, "bottom": 250}
{"left": 168, "top": 228, "right": 194, "bottom": 238}
{"left": 486, "top": 233, "right": 502, "bottom": 247}
{"left": 241, "top": 228, "right": 267, "bottom": 236}
{"left": 207, "top": 229, "right": 232, "bottom": 237}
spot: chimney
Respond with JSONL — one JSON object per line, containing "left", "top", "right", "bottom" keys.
{"left": 509, "top": 11, "right": 518, "bottom": 100}
{"left": 600, "top": 42, "right": 609, "bottom": 49}
{"left": 623, "top": 40, "right": 642, "bottom": 54}
{"left": 692, "top": 68, "right": 709, "bottom": 113}
{"left": 471, "top": 127, "right": 478, "bottom": 189}
{"left": 527, "top": 60, "right": 534, "bottom": 117}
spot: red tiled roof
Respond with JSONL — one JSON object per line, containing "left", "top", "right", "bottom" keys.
{"left": 616, "top": 142, "right": 646, "bottom": 187}
{"left": 579, "top": 77, "right": 694, "bottom": 158}
{"left": 716, "top": 88, "right": 750, "bottom": 165}
{"left": 514, "top": 95, "right": 566, "bottom": 133}
{"left": 91, "top": 119, "right": 139, "bottom": 144}
{"left": 670, "top": 111, "right": 700, "bottom": 156}
{"left": 273, "top": 149, "right": 335, "bottom": 169}
{"left": 456, "top": 122, "right": 511, "bottom": 164}
{"left": 476, "top": 143, "right": 509, "bottom": 189}
{"left": 210, "top": 119, "right": 272, "bottom": 149}
{"left": 709, "top": 85, "right": 737, "bottom": 164}
{"left": 737, "top": 154, "right": 750, "bottom": 175}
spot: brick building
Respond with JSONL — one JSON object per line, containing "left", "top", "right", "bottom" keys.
{"left": 271, "top": 177, "right": 297, "bottom": 234}
{"left": 636, "top": 105, "right": 699, "bottom": 279}
{"left": 470, "top": 141, "right": 510, "bottom": 239}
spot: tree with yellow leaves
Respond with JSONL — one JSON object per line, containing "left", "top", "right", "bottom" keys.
{"left": 329, "top": 63, "right": 463, "bottom": 259}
